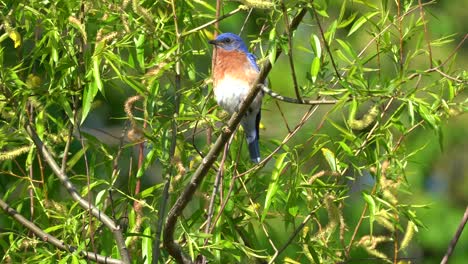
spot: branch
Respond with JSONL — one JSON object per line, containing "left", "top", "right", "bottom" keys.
{"left": 163, "top": 8, "right": 308, "bottom": 264}
{"left": 260, "top": 84, "right": 339, "bottom": 105}
{"left": 180, "top": 6, "right": 245, "bottom": 37}
{"left": 0, "top": 198, "right": 123, "bottom": 264}
{"left": 24, "top": 123, "right": 131, "bottom": 264}
{"left": 441, "top": 206, "right": 468, "bottom": 264}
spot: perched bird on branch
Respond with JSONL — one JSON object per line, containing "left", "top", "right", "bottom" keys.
{"left": 209, "top": 33, "right": 264, "bottom": 163}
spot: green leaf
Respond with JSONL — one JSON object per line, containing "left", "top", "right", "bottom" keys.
{"left": 268, "top": 29, "right": 277, "bottom": 65}
{"left": 136, "top": 147, "right": 158, "bottom": 179}
{"left": 408, "top": 100, "right": 415, "bottom": 125}
{"left": 80, "top": 82, "right": 97, "bottom": 124}
{"left": 310, "top": 57, "right": 321, "bottom": 83}
{"left": 336, "top": 39, "right": 357, "bottom": 60}
{"left": 417, "top": 103, "right": 437, "bottom": 129}
{"left": 309, "top": 34, "right": 322, "bottom": 58}
{"left": 338, "top": 12, "right": 358, "bottom": 29}
{"left": 135, "top": 34, "right": 146, "bottom": 70}
{"left": 362, "top": 192, "right": 376, "bottom": 236}
{"left": 348, "top": 11, "right": 379, "bottom": 36}
{"left": 321, "top": 148, "right": 337, "bottom": 172}
{"left": 262, "top": 152, "right": 288, "bottom": 222}
{"left": 92, "top": 57, "right": 103, "bottom": 93}
{"left": 142, "top": 226, "right": 152, "bottom": 264}
{"left": 288, "top": 205, "right": 299, "bottom": 217}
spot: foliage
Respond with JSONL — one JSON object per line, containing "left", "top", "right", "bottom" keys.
{"left": 0, "top": 0, "right": 466, "bottom": 263}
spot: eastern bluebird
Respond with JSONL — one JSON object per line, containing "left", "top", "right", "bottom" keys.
{"left": 209, "top": 33, "right": 264, "bottom": 163}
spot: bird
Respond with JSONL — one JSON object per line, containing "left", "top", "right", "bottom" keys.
{"left": 209, "top": 32, "right": 264, "bottom": 163}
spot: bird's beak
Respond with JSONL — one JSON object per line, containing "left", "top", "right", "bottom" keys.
{"left": 208, "top": 39, "right": 217, "bottom": 45}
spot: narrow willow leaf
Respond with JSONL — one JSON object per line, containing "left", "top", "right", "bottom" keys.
{"left": 136, "top": 147, "right": 157, "bottom": 179}
{"left": 262, "top": 152, "right": 288, "bottom": 222}
{"left": 310, "top": 57, "right": 321, "bottom": 83}
{"left": 362, "top": 192, "right": 376, "bottom": 236}
{"left": 321, "top": 148, "right": 337, "bottom": 172}
{"left": 92, "top": 57, "right": 103, "bottom": 92}
{"left": 348, "top": 11, "right": 379, "bottom": 36}
{"left": 325, "top": 20, "right": 338, "bottom": 44}
{"left": 81, "top": 81, "right": 98, "bottom": 124}
{"left": 142, "top": 226, "right": 152, "bottom": 264}
{"left": 408, "top": 100, "right": 415, "bottom": 125}
{"left": 310, "top": 34, "right": 322, "bottom": 58}
{"left": 135, "top": 34, "right": 145, "bottom": 70}
{"left": 338, "top": 12, "right": 357, "bottom": 28}
{"left": 268, "top": 29, "right": 277, "bottom": 65}
{"left": 418, "top": 103, "right": 437, "bottom": 129}
{"left": 336, "top": 39, "right": 357, "bottom": 60}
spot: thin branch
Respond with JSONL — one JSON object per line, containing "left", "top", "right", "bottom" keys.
{"left": 441, "top": 206, "right": 468, "bottom": 264}
{"left": 310, "top": 5, "right": 341, "bottom": 81}
{"left": 181, "top": 6, "right": 244, "bottom": 37}
{"left": 269, "top": 203, "right": 323, "bottom": 263}
{"left": 0, "top": 198, "right": 124, "bottom": 264}
{"left": 260, "top": 84, "right": 339, "bottom": 105}
{"left": 24, "top": 123, "right": 131, "bottom": 264}
{"left": 396, "top": 0, "right": 404, "bottom": 69}
{"left": 154, "top": 1, "right": 183, "bottom": 263}
{"left": 345, "top": 184, "right": 378, "bottom": 257}
{"left": 275, "top": 100, "right": 291, "bottom": 133}
{"left": 61, "top": 123, "right": 75, "bottom": 173}
{"left": 417, "top": 0, "right": 433, "bottom": 68}
{"left": 281, "top": 1, "right": 302, "bottom": 102}
{"left": 163, "top": 8, "right": 308, "bottom": 264}
{"left": 236, "top": 102, "right": 322, "bottom": 178}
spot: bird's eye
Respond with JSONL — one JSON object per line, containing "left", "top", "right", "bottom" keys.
{"left": 224, "top": 38, "right": 231, "bottom": 43}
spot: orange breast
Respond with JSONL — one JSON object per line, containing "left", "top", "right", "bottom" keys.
{"left": 212, "top": 49, "right": 259, "bottom": 88}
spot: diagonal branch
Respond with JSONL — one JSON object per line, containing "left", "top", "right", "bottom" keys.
{"left": 260, "top": 84, "right": 339, "bottom": 105}
{"left": 24, "top": 123, "right": 131, "bottom": 264}
{"left": 441, "top": 206, "right": 468, "bottom": 264}
{"left": 0, "top": 197, "right": 123, "bottom": 264}
{"left": 163, "top": 8, "right": 308, "bottom": 264}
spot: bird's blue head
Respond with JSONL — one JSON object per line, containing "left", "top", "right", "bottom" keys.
{"left": 208, "top": 33, "right": 249, "bottom": 52}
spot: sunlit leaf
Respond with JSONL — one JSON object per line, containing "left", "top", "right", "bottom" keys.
{"left": 321, "top": 148, "right": 337, "bottom": 172}
{"left": 348, "top": 11, "right": 379, "bottom": 36}
{"left": 362, "top": 192, "right": 377, "bottom": 236}
{"left": 262, "top": 153, "right": 288, "bottom": 222}
{"left": 8, "top": 30, "right": 21, "bottom": 48}
{"left": 310, "top": 57, "right": 321, "bottom": 83}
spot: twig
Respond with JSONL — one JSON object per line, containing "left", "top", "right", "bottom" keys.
{"left": 269, "top": 204, "right": 322, "bottom": 263}
{"left": 441, "top": 206, "right": 468, "bottom": 264}
{"left": 275, "top": 100, "right": 291, "bottom": 133}
{"left": 310, "top": 5, "right": 341, "bottom": 80}
{"left": 24, "top": 123, "right": 131, "bottom": 264}
{"left": 235, "top": 102, "right": 322, "bottom": 178}
{"left": 396, "top": 0, "right": 404, "bottom": 69}
{"left": 281, "top": 1, "right": 302, "bottom": 103}
{"left": 181, "top": 6, "right": 244, "bottom": 37}
{"left": 154, "top": 1, "right": 183, "bottom": 263}
{"left": 61, "top": 123, "right": 75, "bottom": 173}
{"left": 204, "top": 135, "right": 231, "bottom": 235}
{"left": 163, "top": 8, "right": 308, "bottom": 264}
{"left": 417, "top": 0, "right": 433, "bottom": 68}
{"left": 260, "top": 84, "right": 339, "bottom": 105}
{"left": 0, "top": 197, "right": 123, "bottom": 264}
{"left": 345, "top": 184, "right": 378, "bottom": 258}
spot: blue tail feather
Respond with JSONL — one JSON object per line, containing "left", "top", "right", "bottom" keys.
{"left": 247, "top": 110, "right": 261, "bottom": 163}
{"left": 248, "top": 138, "right": 260, "bottom": 163}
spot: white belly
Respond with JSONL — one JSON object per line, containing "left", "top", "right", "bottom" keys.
{"left": 214, "top": 76, "right": 250, "bottom": 114}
